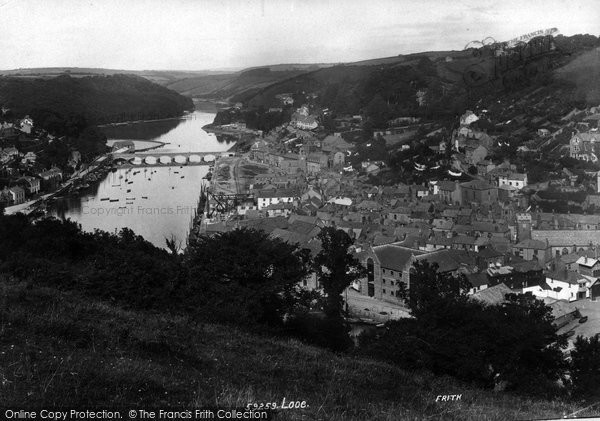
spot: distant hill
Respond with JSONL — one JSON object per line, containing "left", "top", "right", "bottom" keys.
{"left": 0, "top": 74, "right": 194, "bottom": 129}
{"left": 162, "top": 64, "right": 335, "bottom": 100}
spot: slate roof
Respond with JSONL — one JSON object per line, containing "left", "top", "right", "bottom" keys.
{"left": 471, "top": 283, "right": 513, "bottom": 305}
{"left": 531, "top": 230, "right": 600, "bottom": 247}
{"left": 514, "top": 239, "right": 548, "bottom": 249}
{"left": 373, "top": 244, "right": 426, "bottom": 272}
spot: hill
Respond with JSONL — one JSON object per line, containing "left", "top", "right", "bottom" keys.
{"left": 0, "top": 74, "right": 194, "bottom": 128}
{"left": 224, "top": 34, "right": 600, "bottom": 120}
{"left": 1, "top": 278, "right": 595, "bottom": 420}
{"left": 162, "top": 65, "right": 334, "bottom": 100}
{"left": 556, "top": 47, "right": 600, "bottom": 104}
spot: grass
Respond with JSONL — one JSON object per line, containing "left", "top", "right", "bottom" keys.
{"left": 1, "top": 279, "right": 598, "bottom": 420}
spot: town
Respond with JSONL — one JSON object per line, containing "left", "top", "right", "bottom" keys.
{"left": 190, "top": 88, "right": 600, "bottom": 339}
{"left": 2, "top": 6, "right": 600, "bottom": 416}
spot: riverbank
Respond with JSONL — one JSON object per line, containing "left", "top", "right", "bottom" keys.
{"left": 97, "top": 115, "right": 185, "bottom": 128}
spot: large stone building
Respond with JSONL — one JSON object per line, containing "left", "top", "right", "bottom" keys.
{"left": 459, "top": 180, "right": 498, "bottom": 206}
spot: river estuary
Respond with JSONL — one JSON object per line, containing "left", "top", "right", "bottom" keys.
{"left": 52, "top": 110, "right": 233, "bottom": 248}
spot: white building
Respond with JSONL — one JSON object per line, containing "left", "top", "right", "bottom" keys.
{"left": 498, "top": 172, "right": 528, "bottom": 190}
{"left": 256, "top": 189, "right": 297, "bottom": 210}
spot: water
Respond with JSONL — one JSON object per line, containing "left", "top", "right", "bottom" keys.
{"left": 52, "top": 110, "right": 234, "bottom": 249}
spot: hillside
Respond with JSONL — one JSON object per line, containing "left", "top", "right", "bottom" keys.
{"left": 0, "top": 74, "right": 194, "bottom": 128}
{"left": 556, "top": 47, "right": 600, "bottom": 104}
{"left": 162, "top": 67, "right": 329, "bottom": 100}
{"left": 1, "top": 279, "right": 596, "bottom": 420}
{"left": 225, "top": 34, "right": 600, "bottom": 119}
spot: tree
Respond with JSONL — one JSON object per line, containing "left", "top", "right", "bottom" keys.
{"left": 363, "top": 94, "right": 390, "bottom": 128}
{"left": 403, "top": 260, "right": 470, "bottom": 317}
{"left": 365, "top": 261, "right": 568, "bottom": 396}
{"left": 313, "top": 227, "right": 365, "bottom": 318}
{"left": 569, "top": 334, "right": 600, "bottom": 401}
{"left": 184, "top": 228, "right": 313, "bottom": 325}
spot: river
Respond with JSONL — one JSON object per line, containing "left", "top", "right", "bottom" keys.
{"left": 51, "top": 110, "right": 234, "bottom": 249}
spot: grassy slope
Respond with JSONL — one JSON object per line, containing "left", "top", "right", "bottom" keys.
{"left": 2, "top": 280, "right": 597, "bottom": 420}
{"left": 555, "top": 47, "right": 600, "bottom": 104}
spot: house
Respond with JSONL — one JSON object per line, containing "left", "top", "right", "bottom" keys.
{"left": 547, "top": 299, "right": 579, "bottom": 329}
{"left": 465, "top": 144, "right": 488, "bottom": 166}
{"left": 512, "top": 239, "right": 551, "bottom": 265}
{"left": 38, "top": 168, "right": 63, "bottom": 191}
{"left": 498, "top": 172, "right": 528, "bottom": 190}
{"left": 460, "top": 110, "right": 479, "bottom": 126}
{"left": 570, "top": 131, "right": 600, "bottom": 161}
{"left": 531, "top": 270, "right": 587, "bottom": 301}
{"left": 321, "top": 135, "right": 353, "bottom": 153}
{"left": 19, "top": 116, "right": 33, "bottom": 134}
{"left": 459, "top": 180, "right": 498, "bottom": 206}
{"left": 438, "top": 180, "right": 462, "bottom": 205}
{"left": 264, "top": 202, "right": 294, "bottom": 218}
{"left": 17, "top": 176, "right": 41, "bottom": 195}
{"left": 21, "top": 152, "right": 37, "bottom": 165}
{"left": 256, "top": 189, "right": 297, "bottom": 210}
{"left": 575, "top": 256, "right": 600, "bottom": 277}
{"left": 6, "top": 186, "right": 26, "bottom": 205}
{"left": 470, "top": 283, "right": 512, "bottom": 306}
{"left": 486, "top": 261, "right": 544, "bottom": 290}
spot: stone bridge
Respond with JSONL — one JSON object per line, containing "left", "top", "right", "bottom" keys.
{"left": 111, "top": 151, "right": 235, "bottom": 166}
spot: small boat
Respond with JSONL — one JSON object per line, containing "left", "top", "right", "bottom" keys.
{"left": 127, "top": 189, "right": 131, "bottom": 193}
{"left": 100, "top": 197, "right": 110, "bottom": 201}
{"left": 142, "top": 196, "right": 148, "bottom": 199}
{"left": 110, "top": 199, "right": 119, "bottom": 202}
{"left": 579, "top": 316, "right": 588, "bottom": 323}
{"left": 448, "top": 169, "right": 463, "bottom": 177}
{"left": 180, "top": 176, "right": 185, "bottom": 179}
{"left": 126, "top": 197, "right": 135, "bottom": 200}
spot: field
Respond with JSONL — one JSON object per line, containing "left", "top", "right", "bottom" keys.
{"left": 1, "top": 279, "right": 598, "bottom": 420}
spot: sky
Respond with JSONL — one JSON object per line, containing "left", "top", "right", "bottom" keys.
{"left": 0, "top": 0, "right": 598, "bottom": 71}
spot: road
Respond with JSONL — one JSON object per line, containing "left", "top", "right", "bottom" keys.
{"left": 345, "top": 288, "right": 412, "bottom": 322}
{"left": 559, "top": 300, "right": 600, "bottom": 350}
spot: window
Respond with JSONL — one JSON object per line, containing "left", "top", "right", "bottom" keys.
{"left": 383, "top": 279, "right": 386, "bottom": 284}
{"left": 390, "top": 271, "right": 394, "bottom": 276}
{"left": 383, "top": 289, "right": 386, "bottom": 294}
{"left": 390, "top": 281, "right": 394, "bottom": 286}
{"left": 382, "top": 268, "right": 386, "bottom": 274}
